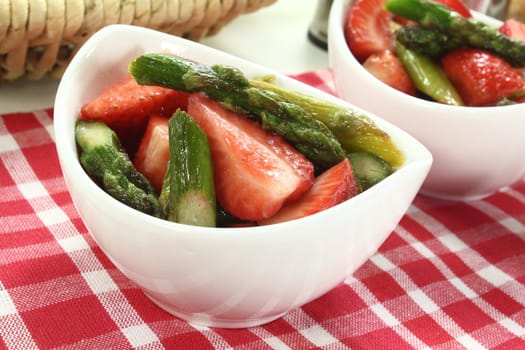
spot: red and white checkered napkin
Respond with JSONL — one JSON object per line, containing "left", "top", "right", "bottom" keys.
{"left": 1, "top": 70, "right": 525, "bottom": 349}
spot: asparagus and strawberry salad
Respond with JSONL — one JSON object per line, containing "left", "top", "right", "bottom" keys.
{"left": 345, "top": 0, "right": 525, "bottom": 106}
{"left": 75, "top": 53, "right": 404, "bottom": 227}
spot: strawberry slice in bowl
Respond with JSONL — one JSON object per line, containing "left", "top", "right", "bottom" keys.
{"left": 80, "top": 74, "right": 189, "bottom": 155}
{"left": 187, "top": 93, "right": 315, "bottom": 222}
{"left": 133, "top": 115, "right": 170, "bottom": 194}
{"left": 499, "top": 18, "right": 525, "bottom": 42}
{"left": 363, "top": 50, "right": 416, "bottom": 95}
{"left": 344, "top": 0, "right": 394, "bottom": 62}
{"left": 259, "top": 158, "right": 359, "bottom": 225}
{"left": 441, "top": 48, "right": 525, "bottom": 106}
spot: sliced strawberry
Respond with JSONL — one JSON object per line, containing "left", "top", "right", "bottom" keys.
{"left": 499, "top": 19, "right": 525, "bottom": 42}
{"left": 187, "top": 93, "right": 314, "bottom": 221}
{"left": 441, "top": 48, "right": 525, "bottom": 106}
{"left": 345, "top": 0, "right": 394, "bottom": 62}
{"left": 363, "top": 50, "right": 416, "bottom": 95}
{"left": 432, "top": 0, "right": 471, "bottom": 18}
{"left": 259, "top": 159, "right": 359, "bottom": 225}
{"left": 133, "top": 115, "right": 170, "bottom": 194}
{"left": 80, "top": 75, "right": 189, "bottom": 154}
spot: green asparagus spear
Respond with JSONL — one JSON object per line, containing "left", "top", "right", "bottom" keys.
{"left": 384, "top": 0, "right": 525, "bottom": 67}
{"left": 348, "top": 152, "right": 394, "bottom": 191}
{"left": 394, "top": 25, "right": 461, "bottom": 59}
{"left": 129, "top": 53, "right": 346, "bottom": 172}
{"left": 250, "top": 78, "right": 405, "bottom": 169}
{"left": 395, "top": 41, "right": 464, "bottom": 105}
{"left": 159, "top": 110, "right": 216, "bottom": 227}
{"left": 75, "top": 120, "right": 164, "bottom": 218}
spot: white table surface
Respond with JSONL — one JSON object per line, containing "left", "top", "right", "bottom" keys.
{"left": 0, "top": 0, "right": 329, "bottom": 115}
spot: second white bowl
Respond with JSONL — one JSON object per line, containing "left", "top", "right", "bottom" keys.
{"left": 329, "top": 0, "right": 525, "bottom": 201}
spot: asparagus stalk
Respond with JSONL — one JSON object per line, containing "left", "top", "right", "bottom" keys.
{"left": 395, "top": 42, "right": 464, "bottom": 105}
{"left": 75, "top": 120, "right": 164, "bottom": 218}
{"left": 159, "top": 110, "right": 216, "bottom": 227}
{"left": 250, "top": 78, "right": 405, "bottom": 169}
{"left": 129, "top": 53, "right": 346, "bottom": 172}
{"left": 348, "top": 152, "right": 394, "bottom": 191}
{"left": 394, "top": 25, "right": 461, "bottom": 59}
{"left": 384, "top": 0, "right": 525, "bottom": 67}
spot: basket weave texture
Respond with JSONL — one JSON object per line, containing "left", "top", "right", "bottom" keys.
{"left": 0, "top": 0, "right": 277, "bottom": 81}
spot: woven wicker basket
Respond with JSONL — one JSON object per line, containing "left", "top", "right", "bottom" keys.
{"left": 0, "top": 0, "right": 277, "bottom": 81}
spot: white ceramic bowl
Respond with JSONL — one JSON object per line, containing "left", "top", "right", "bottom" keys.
{"left": 329, "top": 0, "right": 525, "bottom": 201}
{"left": 54, "top": 24, "right": 432, "bottom": 328}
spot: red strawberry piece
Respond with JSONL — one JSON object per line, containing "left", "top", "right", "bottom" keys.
{"left": 441, "top": 48, "right": 525, "bottom": 106}
{"left": 345, "top": 0, "right": 394, "bottom": 62}
{"left": 259, "top": 158, "right": 359, "bottom": 225}
{"left": 133, "top": 115, "right": 170, "bottom": 194}
{"left": 80, "top": 75, "right": 189, "bottom": 154}
{"left": 499, "top": 19, "right": 525, "bottom": 42}
{"left": 187, "top": 93, "right": 314, "bottom": 221}
{"left": 363, "top": 50, "right": 416, "bottom": 95}
{"left": 433, "top": 0, "right": 472, "bottom": 18}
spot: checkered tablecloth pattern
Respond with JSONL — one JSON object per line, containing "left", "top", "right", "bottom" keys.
{"left": 1, "top": 69, "right": 525, "bottom": 349}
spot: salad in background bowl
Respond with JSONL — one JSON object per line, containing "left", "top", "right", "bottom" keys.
{"left": 54, "top": 24, "right": 432, "bottom": 328}
{"left": 328, "top": 0, "right": 525, "bottom": 200}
